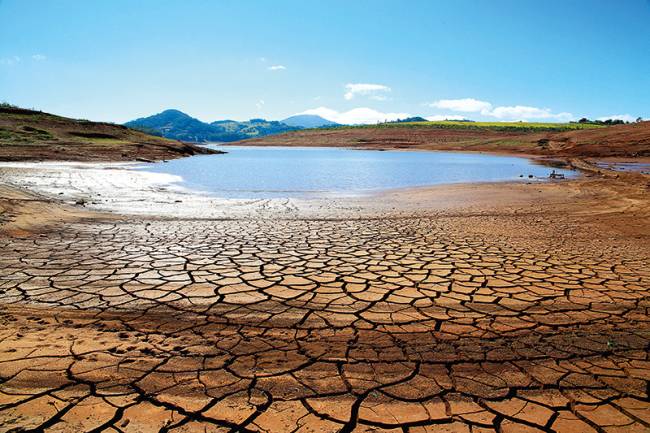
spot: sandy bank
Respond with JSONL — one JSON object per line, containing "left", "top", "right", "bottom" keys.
{"left": 0, "top": 156, "right": 648, "bottom": 241}
{"left": 0, "top": 158, "right": 583, "bottom": 220}
{"left": 1, "top": 155, "right": 649, "bottom": 433}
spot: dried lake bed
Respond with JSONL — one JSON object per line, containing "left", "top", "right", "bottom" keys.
{"left": 0, "top": 149, "right": 649, "bottom": 433}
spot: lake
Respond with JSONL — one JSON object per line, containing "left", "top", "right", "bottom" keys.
{"left": 141, "top": 146, "right": 575, "bottom": 198}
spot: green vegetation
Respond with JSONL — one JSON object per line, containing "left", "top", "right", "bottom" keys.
{"left": 212, "top": 118, "right": 299, "bottom": 139}
{"left": 386, "top": 116, "right": 429, "bottom": 123}
{"left": 322, "top": 120, "right": 605, "bottom": 133}
{"left": 128, "top": 125, "right": 164, "bottom": 137}
{"left": 0, "top": 105, "right": 159, "bottom": 147}
{"left": 0, "top": 104, "right": 214, "bottom": 161}
{"left": 22, "top": 126, "right": 53, "bottom": 139}
{"left": 577, "top": 117, "right": 640, "bottom": 126}
{"left": 0, "top": 124, "right": 54, "bottom": 143}
{"left": 0, "top": 127, "right": 15, "bottom": 140}
{"left": 125, "top": 109, "right": 300, "bottom": 142}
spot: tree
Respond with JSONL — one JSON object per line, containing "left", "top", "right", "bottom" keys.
{"left": 637, "top": 117, "right": 643, "bottom": 123}
{"left": 578, "top": 117, "right": 589, "bottom": 124}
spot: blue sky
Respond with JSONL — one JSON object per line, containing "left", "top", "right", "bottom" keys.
{"left": 1, "top": 0, "right": 649, "bottom": 124}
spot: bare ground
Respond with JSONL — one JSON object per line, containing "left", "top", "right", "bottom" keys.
{"left": 0, "top": 107, "right": 217, "bottom": 162}
{"left": 1, "top": 115, "right": 650, "bottom": 432}
{"left": 236, "top": 121, "right": 650, "bottom": 158}
{"left": 0, "top": 160, "right": 649, "bottom": 432}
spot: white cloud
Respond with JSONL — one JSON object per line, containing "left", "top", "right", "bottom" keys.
{"left": 344, "top": 83, "right": 391, "bottom": 101}
{"left": 1, "top": 54, "right": 46, "bottom": 65}
{"left": 427, "top": 97, "right": 573, "bottom": 121}
{"left": 488, "top": 105, "right": 573, "bottom": 121}
{"left": 255, "top": 100, "right": 265, "bottom": 110}
{"left": 428, "top": 98, "right": 492, "bottom": 113}
{"left": 425, "top": 115, "right": 468, "bottom": 121}
{"left": 299, "top": 107, "right": 411, "bottom": 125}
{"left": 268, "top": 65, "right": 286, "bottom": 71}
{"left": 597, "top": 114, "right": 636, "bottom": 123}
{"left": 0, "top": 56, "right": 21, "bottom": 66}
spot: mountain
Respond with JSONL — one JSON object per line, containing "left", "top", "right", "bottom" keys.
{"left": 0, "top": 104, "right": 214, "bottom": 161}
{"left": 281, "top": 114, "right": 340, "bottom": 128}
{"left": 210, "top": 118, "right": 299, "bottom": 138}
{"left": 125, "top": 109, "right": 299, "bottom": 142}
{"left": 125, "top": 109, "right": 242, "bottom": 142}
{"left": 389, "top": 116, "right": 428, "bottom": 123}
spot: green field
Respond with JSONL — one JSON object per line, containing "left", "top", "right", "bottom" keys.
{"left": 324, "top": 120, "right": 605, "bottom": 133}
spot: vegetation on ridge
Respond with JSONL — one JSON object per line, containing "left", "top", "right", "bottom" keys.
{"left": 125, "top": 109, "right": 300, "bottom": 143}
{"left": 320, "top": 120, "right": 605, "bottom": 133}
{"left": 0, "top": 105, "right": 214, "bottom": 161}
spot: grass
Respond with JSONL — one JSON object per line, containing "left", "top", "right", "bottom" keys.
{"left": 77, "top": 138, "right": 132, "bottom": 145}
{"left": 320, "top": 120, "right": 605, "bottom": 133}
{"left": 22, "top": 126, "right": 53, "bottom": 138}
{"left": 0, "top": 128, "right": 15, "bottom": 140}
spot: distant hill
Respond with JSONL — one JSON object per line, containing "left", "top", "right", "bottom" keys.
{"left": 0, "top": 104, "right": 213, "bottom": 162}
{"left": 388, "top": 116, "right": 428, "bottom": 123}
{"left": 282, "top": 114, "right": 340, "bottom": 128}
{"left": 125, "top": 109, "right": 241, "bottom": 142}
{"left": 234, "top": 118, "right": 650, "bottom": 158}
{"left": 211, "top": 118, "right": 300, "bottom": 138}
{"left": 126, "top": 109, "right": 299, "bottom": 142}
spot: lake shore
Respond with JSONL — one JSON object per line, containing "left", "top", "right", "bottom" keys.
{"left": 1, "top": 155, "right": 649, "bottom": 240}
{"left": 0, "top": 151, "right": 579, "bottom": 220}
{"left": 1, "top": 150, "right": 649, "bottom": 432}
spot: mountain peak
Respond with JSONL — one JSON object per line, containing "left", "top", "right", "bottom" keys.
{"left": 282, "top": 114, "right": 340, "bottom": 128}
{"left": 125, "top": 111, "right": 300, "bottom": 143}
{"left": 160, "top": 108, "right": 190, "bottom": 116}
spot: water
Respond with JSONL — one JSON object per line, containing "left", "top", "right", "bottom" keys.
{"left": 141, "top": 146, "right": 575, "bottom": 198}
{"left": 594, "top": 161, "right": 650, "bottom": 174}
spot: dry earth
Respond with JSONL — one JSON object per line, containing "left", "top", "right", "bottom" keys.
{"left": 0, "top": 107, "right": 216, "bottom": 162}
{"left": 237, "top": 121, "right": 650, "bottom": 158}
{"left": 1, "top": 116, "right": 650, "bottom": 432}
{"left": 0, "top": 163, "right": 649, "bottom": 432}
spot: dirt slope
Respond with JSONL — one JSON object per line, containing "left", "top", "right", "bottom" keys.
{"left": 236, "top": 121, "right": 650, "bottom": 158}
{"left": 544, "top": 120, "right": 650, "bottom": 157}
{"left": 0, "top": 106, "right": 217, "bottom": 161}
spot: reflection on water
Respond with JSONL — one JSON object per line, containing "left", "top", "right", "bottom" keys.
{"left": 142, "top": 146, "right": 576, "bottom": 198}
{"left": 594, "top": 161, "right": 650, "bottom": 174}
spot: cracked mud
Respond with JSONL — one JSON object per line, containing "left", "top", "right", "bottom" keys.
{"left": 1, "top": 196, "right": 649, "bottom": 432}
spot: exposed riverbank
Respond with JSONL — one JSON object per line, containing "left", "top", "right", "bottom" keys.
{"left": 1, "top": 122, "right": 649, "bottom": 432}
{"left": 0, "top": 159, "right": 648, "bottom": 432}
{"left": 0, "top": 148, "right": 580, "bottom": 222}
